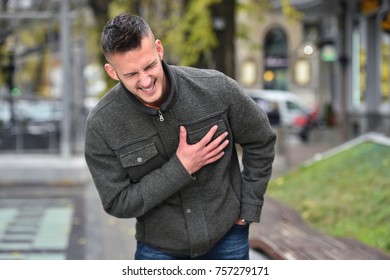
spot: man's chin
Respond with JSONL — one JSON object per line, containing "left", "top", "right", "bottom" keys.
{"left": 139, "top": 97, "right": 161, "bottom": 107}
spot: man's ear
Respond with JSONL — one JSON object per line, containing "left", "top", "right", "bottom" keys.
{"left": 156, "top": 39, "right": 164, "bottom": 61}
{"left": 104, "top": 63, "right": 120, "bottom": 81}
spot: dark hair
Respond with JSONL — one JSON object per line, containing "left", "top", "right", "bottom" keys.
{"left": 100, "top": 13, "right": 152, "bottom": 59}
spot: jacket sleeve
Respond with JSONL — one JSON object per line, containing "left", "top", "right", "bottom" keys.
{"left": 84, "top": 121, "right": 194, "bottom": 218}
{"left": 222, "top": 78, "right": 276, "bottom": 223}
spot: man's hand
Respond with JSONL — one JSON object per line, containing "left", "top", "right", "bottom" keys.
{"left": 176, "top": 125, "right": 229, "bottom": 175}
{"left": 235, "top": 218, "right": 247, "bottom": 225}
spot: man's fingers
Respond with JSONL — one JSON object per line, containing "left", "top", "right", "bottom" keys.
{"left": 179, "top": 126, "right": 187, "bottom": 145}
{"left": 204, "top": 151, "right": 225, "bottom": 165}
{"left": 176, "top": 125, "right": 229, "bottom": 174}
{"left": 204, "top": 138, "right": 230, "bottom": 165}
{"left": 179, "top": 125, "right": 228, "bottom": 151}
{"left": 198, "top": 125, "right": 219, "bottom": 146}
{"left": 205, "top": 138, "right": 229, "bottom": 159}
{"left": 205, "top": 131, "right": 229, "bottom": 150}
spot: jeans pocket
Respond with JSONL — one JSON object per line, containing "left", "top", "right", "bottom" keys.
{"left": 233, "top": 223, "right": 250, "bottom": 230}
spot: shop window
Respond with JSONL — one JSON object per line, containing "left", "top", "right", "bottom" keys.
{"left": 263, "top": 28, "right": 288, "bottom": 90}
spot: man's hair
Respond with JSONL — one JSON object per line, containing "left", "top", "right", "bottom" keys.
{"left": 100, "top": 13, "right": 153, "bottom": 59}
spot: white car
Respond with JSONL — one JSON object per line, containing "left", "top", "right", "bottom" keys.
{"left": 244, "top": 88, "right": 316, "bottom": 140}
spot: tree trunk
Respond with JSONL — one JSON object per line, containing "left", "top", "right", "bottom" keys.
{"left": 211, "top": 0, "right": 236, "bottom": 78}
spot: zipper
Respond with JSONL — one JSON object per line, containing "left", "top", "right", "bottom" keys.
{"left": 158, "top": 110, "right": 164, "bottom": 122}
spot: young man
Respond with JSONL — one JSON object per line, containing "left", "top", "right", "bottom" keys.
{"left": 84, "top": 13, "right": 276, "bottom": 260}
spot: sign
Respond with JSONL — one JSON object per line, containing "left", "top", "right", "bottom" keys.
{"left": 381, "top": 10, "right": 390, "bottom": 33}
{"left": 321, "top": 44, "right": 337, "bottom": 62}
{"left": 360, "top": 0, "right": 382, "bottom": 15}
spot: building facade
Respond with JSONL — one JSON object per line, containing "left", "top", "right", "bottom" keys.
{"left": 236, "top": 0, "right": 390, "bottom": 138}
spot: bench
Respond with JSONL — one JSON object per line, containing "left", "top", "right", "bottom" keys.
{"left": 249, "top": 196, "right": 390, "bottom": 260}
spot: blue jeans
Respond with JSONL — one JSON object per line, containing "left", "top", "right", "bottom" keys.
{"left": 134, "top": 224, "right": 249, "bottom": 260}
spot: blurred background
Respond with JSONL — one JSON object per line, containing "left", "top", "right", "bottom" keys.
{"left": 0, "top": 0, "right": 389, "bottom": 260}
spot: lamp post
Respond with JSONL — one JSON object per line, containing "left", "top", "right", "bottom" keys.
{"left": 60, "top": 0, "right": 71, "bottom": 158}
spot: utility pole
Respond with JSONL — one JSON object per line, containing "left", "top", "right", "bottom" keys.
{"left": 60, "top": 0, "right": 72, "bottom": 158}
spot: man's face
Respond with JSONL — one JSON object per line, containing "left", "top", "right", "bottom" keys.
{"left": 104, "top": 36, "right": 165, "bottom": 106}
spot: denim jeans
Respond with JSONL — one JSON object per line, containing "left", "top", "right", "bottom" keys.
{"left": 134, "top": 224, "right": 249, "bottom": 260}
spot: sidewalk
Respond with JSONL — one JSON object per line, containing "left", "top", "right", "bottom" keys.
{"left": 271, "top": 127, "right": 343, "bottom": 178}
{"left": 0, "top": 128, "right": 342, "bottom": 260}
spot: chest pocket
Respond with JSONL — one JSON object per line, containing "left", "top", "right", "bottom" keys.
{"left": 118, "top": 142, "right": 165, "bottom": 182}
{"left": 185, "top": 112, "right": 228, "bottom": 145}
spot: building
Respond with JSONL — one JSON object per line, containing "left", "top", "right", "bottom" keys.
{"left": 236, "top": 0, "right": 390, "bottom": 138}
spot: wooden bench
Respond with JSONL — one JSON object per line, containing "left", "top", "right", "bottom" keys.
{"left": 249, "top": 196, "right": 390, "bottom": 260}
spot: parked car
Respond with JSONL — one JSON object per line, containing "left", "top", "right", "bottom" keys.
{"left": 244, "top": 88, "right": 318, "bottom": 141}
{"left": 0, "top": 98, "right": 62, "bottom": 150}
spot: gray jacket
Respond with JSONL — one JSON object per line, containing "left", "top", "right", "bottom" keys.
{"left": 84, "top": 61, "right": 276, "bottom": 257}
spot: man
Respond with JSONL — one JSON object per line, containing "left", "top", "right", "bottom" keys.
{"left": 84, "top": 13, "right": 276, "bottom": 260}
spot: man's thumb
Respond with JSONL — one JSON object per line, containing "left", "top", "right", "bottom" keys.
{"left": 179, "top": 126, "right": 187, "bottom": 143}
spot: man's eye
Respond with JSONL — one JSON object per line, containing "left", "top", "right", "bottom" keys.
{"left": 146, "top": 62, "right": 157, "bottom": 71}
{"left": 125, "top": 73, "right": 136, "bottom": 78}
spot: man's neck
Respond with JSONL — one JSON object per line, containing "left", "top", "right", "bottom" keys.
{"left": 143, "top": 92, "right": 167, "bottom": 109}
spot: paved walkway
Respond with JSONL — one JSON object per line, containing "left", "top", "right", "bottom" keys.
{"left": 0, "top": 183, "right": 135, "bottom": 260}
{"left": 0, "top": 128, "right": 342, "bottom": 260}
{"left": 0, "top": 186, "right": 84, "bottom": 259}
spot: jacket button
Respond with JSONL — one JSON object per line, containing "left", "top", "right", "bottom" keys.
{"left": 137, "top": 157, "right": 142, "bottom": 163}
{"left": 186, "top": 209, "right": 191, "bottom": 214}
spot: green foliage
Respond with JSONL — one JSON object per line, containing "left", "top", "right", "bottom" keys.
{"left": 268, "top": 141, "right": 390, "bottom": 253}
{"left": 86, "top": 0, "right": 223, "bottom": 91}
{"left": 93, "top": 0, "right": 221, "bottom": 66}
{"left": 161, "top": 0, "right": 221, "bottom": 66}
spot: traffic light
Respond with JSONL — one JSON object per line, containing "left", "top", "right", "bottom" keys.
{"left": 11, "top": 87, "right": 21, "bottom": 97}
{"left": 5, "top": 52, "right": 15, "bottom": 91}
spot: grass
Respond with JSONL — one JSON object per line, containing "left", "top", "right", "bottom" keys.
{"left": 267, "top": 140, "right": 390, "bottom": 254}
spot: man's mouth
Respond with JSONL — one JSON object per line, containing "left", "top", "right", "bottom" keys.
{"left": 140, "top": 80, "right": 156, "bottom": 94}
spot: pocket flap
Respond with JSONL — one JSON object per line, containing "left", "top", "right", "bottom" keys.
{"left": 119, "top": 143, "right": 158, "bottom": 167}
{"left": 187, "top": 119, "right": 227, "bottom": 145}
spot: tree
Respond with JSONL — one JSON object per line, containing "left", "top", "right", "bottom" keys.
{"left": 87, "top": 0, "right": 224, "bottom": 69}
{"left": 211, "top": 0, "right": 236, "bottom": 77}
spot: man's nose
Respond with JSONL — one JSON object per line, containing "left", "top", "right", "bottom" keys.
{"left": 139, "top": 71, "right": 151, "bottom": 86}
